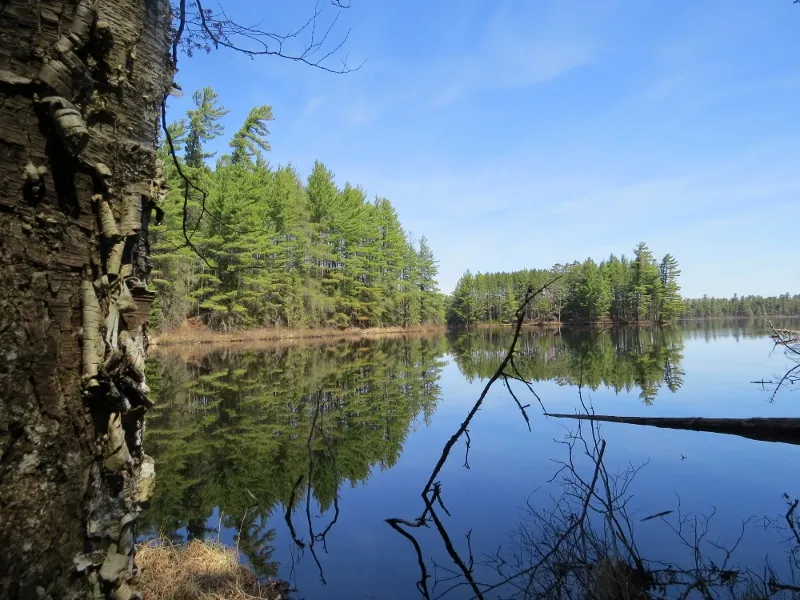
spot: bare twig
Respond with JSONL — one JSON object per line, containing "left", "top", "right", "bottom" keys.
{"left": 419, "top": 277, "right": 562, "bottom": 504}
{"left": 471, "top": 440, "right": 607, "bottom": 598}
{"left": 385, "top": 518, "right": 431, "bottom": 599}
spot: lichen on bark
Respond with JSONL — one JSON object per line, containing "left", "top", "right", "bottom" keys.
{"left": 0, "top": 0, "right": 171, "bottom": 597}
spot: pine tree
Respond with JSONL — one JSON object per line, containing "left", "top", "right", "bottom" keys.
{"left": 658, "top": 254, "right": 683, "bottom": 322}
{"left": 374, "top": 198, "right": 407, "bottom": 325}
{"left": 565, "top": 259, "right": 610, "bottom": 322}
{"left": 185, "top": 87, "right": 230, "bottom": 168}
{"left": 631, "top": 242, "right": 662, "bottom": 322}
{"left": 447, "top": 243, "right": 684, "bottom": 326}
{"left": 417, "top": 236, "right": 444, "bottom": 324}
{"left": 230, "top": 105, "right": 274, "bottom": 166}
{"left": 151, "top": 120, "right": 203, "bottom": 326}
{"left": 399, "top": 239, "right": 422, "bottom": 326}
{"left": 448, "top": 271, "right": 477, "bottom": 326}
{"left": 502, "top": 284, "right": 517, "bottom": 323}
{"left": 152, "top": 93, "right": 446, "bottom": 332}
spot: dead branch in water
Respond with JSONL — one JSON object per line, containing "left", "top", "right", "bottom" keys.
{"left": 280, "top": 392, "right": 341, "bottom": 585}
{"left": 384, "top": 279, "right": 562, "bottom": 600}
{"left": 419, "top": 278, "right": 562, "bottom": 504}
{"left": 384, "top": 313, "right": 800, "bottom": 599}
{"left": 545, "top": 413, "right": 800, "bottom": 446}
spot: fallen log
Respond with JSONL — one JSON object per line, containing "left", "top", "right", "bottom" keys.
{"left": 544, "top": 413, "right": 800, "bottom": 446}
{"left": 773, "top": 328, "right": 800, "bottom": 338}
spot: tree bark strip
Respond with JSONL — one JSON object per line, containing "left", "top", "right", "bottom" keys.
{"left": 0, "top": 0, "right": 171, "bottom": 597}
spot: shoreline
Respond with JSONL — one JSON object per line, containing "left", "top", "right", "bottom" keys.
{"left": 151, "top": 315, "right": 799, "bottom": 351}
{"left": 150, "top": 323, "right": 445, "bottom": 347}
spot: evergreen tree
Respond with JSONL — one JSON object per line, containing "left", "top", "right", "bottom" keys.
{"left": 566, "top": 259, "right": 611, "bottom": 322}
{"left": 682, "top": 293, "right": 800, "bottom": 318}
{"left": 374, "top": 198, "right": 407, "bottom": 323}
{"left": 631, "top": 242, "right": 662, "bottom": 322}
{"left": 399, "top": 239, "right": 422, "bottom": 326}
{"left": 502, "top": 284, "right": 517, "bottom": 323}
{"left": 449, "top": 271, "right": 477, "bottom": 327}
{"left": 446, "top": 243, "right": 685, "bottom": 326}
{"left": 185, "top": 87, "right": 229, "bottom": 168}
{"left": 659, "top": 254, "right": 683, "bottom": 322}
{"left": 230, "top": 105, "right": 274, "bottom": 166}
{"left": 152, "top": 91, "right": 445, "bottom": 332}
{"left": 417, "top": 236, "right": 444, "bottom": 324}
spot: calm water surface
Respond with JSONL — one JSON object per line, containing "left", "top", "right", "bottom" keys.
{"left": 142, "top": 320, "right": 800, "bottom": 599}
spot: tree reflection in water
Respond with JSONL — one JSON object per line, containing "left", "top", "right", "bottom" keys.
{"left": 142, "top": 336, "right": 447, "bottom": 582}
{"left": 141, "top": 315, "right": 797, "bottom": 597}
{"left": 388, "top": 304, "right": 800, "bottom": 599}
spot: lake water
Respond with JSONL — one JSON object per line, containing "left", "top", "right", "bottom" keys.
{"left": 142, "top": 319, "right": 800, "bottom": 599}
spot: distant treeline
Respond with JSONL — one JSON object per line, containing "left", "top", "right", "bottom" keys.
{"left": 681, "top": 294, "right": 800, "bottom": 318}
{"left": 446, "top": 243, "right": 683, "bottom": 326}
{"left": 151, "top": 88, "right": 445, "bottom": 331}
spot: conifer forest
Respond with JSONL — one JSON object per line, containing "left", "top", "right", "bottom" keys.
{"left": 151, "top": 91, "right": 800, "bottom": 334}
{"left": 151, "top": 88, "right": 445, "bottom": 331}
{"left": 2, "top": 2, "right": 798, "bottom": 600}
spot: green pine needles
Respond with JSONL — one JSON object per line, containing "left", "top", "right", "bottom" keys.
{"left": 151, "top": 89, "right": 445, "bottom": 331}
{"left": 447, "top": 242, "right": 685, "bottom": 326}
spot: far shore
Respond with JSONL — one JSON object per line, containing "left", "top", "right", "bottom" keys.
{"left": 151, "top": 323, "right": 445, "bottom": 347}
{"left": 151, "top": 314, "right": 797, "bottom": 350}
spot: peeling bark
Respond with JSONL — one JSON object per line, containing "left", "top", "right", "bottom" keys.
{"left": 0, "top": 0, "right": 171, "bottom": 598}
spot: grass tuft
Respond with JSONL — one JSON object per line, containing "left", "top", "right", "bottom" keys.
{"left": 137, "top": 538, "right": 291, "bottom": 600}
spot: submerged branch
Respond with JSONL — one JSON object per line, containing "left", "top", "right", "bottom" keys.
{"left": 471, "top": 440, "right": 607, "bottom": 599}
{"left": 386, "top": 518, "right": 432, "bottom": 599}
{"left": 420, "top": 277, "right": 561, "bottom": 502}
{"left": 545, "top": 413, "right": 800, "bottom": 446}
{"left": 384, "top": 278, "right": 561, "bottom": 599}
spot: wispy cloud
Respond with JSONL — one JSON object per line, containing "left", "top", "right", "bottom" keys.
{"left": 430, "top": 2, "right": 600, "bottom": 107}
{"left": 294, "top": 1, "right": 602, "bottom": 127}
{"left": 347, "top": 143, "right": 800, "bottom": 294}
{"left": 344, "top": 99, "right": 382, "bottom": 126}
{"left": 183, "top": 0, "right": 800, "bottom": 298}
{"left": 642, "top": 74, "right": 688, "bottom": 101}
{"left": 430, "top": 37, "right": 593, "bottom": 108}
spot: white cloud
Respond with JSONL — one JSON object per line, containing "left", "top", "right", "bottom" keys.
{"left": 430, "top": 37, "right": 593, "bottom": 108}
{"left": 289, "top": 1, "right": 602, "bottom": 128}
{"left": 429, "top": 2, "right": 599, "bottom": 107}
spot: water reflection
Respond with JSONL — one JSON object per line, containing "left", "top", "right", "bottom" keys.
{"left": 386, "top": 320, "right": 800, "bottom": 600}
{"left": 435, "top": 420, "right": 800, "bottom": 600}
{"left": 142, "top": 336, "right": 447, "bottom": 579}
{"left": 450, "top": 327, "right": 686, "bottom": 403}
{"left": 141, "top": 319, "right": 800, "bottom": 598}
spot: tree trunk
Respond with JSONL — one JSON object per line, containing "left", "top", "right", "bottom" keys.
{"left": 0, "top": 0, "right": 170, "bottom": 598}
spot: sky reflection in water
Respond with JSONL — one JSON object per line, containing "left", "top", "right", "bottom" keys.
{"left": 142, "top": 320, "right": 800, "bottom": 599}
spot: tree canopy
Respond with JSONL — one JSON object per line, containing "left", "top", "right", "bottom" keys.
{"left": 151, "top": 89, "right": 445, "bottom": 331}
{"left": 447, "top": 243, "right": 683, "bottom": 326}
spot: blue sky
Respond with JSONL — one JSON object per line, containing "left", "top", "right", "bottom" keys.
{"left": 171, "top": 0, "right": 800, "bottom": 296}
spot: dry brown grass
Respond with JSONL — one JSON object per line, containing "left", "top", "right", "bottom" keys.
{"left": 150, "top": 323, "right": 444, "bottom": 347}
{"left": 137, "top": 539, "right": 290, "bottom": 600}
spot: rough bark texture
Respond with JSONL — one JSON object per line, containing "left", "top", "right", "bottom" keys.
{"left": 0, "top": 0, "right": 170, "bottom": 598}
